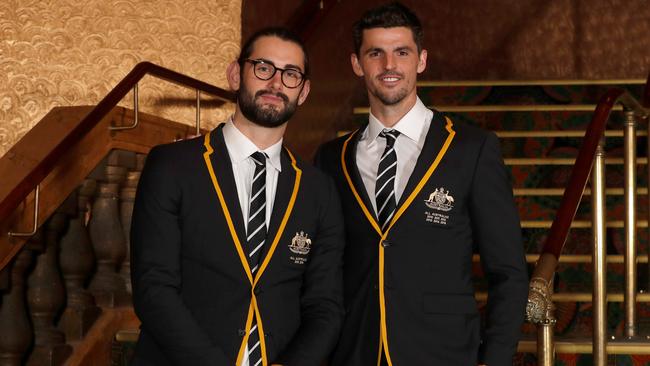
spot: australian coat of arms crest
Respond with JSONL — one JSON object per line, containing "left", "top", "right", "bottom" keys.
{"left": 424, "top": 187, "right": 455, "bottom": 212}
{"left": 289, "top": 231, "right": 312, "bottom": 255}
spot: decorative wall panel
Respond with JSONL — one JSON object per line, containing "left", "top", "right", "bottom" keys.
{"left": 0, "top": 0, "right": 241, "bottom": 157}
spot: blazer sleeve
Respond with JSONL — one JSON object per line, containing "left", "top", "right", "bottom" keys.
{"left": 468, "top": 133, "right": 529, "bottom": 365}
{"left": 130, "top": 146, "right": 230, "bottom": 365}
{"left": 274, "top": 175, "right": 345, "bottom": 366}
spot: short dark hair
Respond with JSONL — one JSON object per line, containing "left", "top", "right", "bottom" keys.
{"left": 352, "top": 2, "right": 423, "bottom": 55}
{"left": 238, "top": 27, "right": 310, "bottom": 78}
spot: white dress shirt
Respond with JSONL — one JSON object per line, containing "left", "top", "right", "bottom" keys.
{"left": 356, "top": 97, "right": 433, "bottom": 214}
{"left": 222, "top": 118, "right": 282, "bottom": 366}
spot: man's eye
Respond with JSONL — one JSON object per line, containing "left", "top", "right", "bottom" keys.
{"left": 398, "top": 51, "right": 409, "bottom": 56}
{"left": 369, "top": 51, "right": 380, "bottom": 57}
{"left": 285, "top": 70, "right": 301, "bottom": 79}
{"left": 257, "top": 64, "right": 273, "bottom": 73}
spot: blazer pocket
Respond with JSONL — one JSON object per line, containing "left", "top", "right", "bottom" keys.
{"left": 422, "top": 293, "right": 478, "bottom": 315}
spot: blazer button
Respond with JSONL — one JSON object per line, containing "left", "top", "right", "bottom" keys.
{"left": 381, "top": 240, "right": 391, "bottom": 247}
{"left": 373, "top": 284, "right": 379, "bottom": 290}
{"left": 238, "top": 329, "right": 246, "bottom": 337}
{"left": 254, "top": 288, "right": 263, "bottom": 295}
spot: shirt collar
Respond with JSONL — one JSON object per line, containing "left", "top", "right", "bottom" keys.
{"left": 222, "top": 117, "right": 283, "bottom": 172}
{"left": 365, "top": 97, "right": 432, "bottom": 143}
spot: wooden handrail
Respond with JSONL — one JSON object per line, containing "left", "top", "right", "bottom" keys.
{"left": 539, "top": 88, "right": 624, "bottom": 259}
{"left": 0, "top": 62, "right": 235, "bottom": 225}
{"left": 529, "top": 74, "right": 650, "bottom": 313}
{"left": 539, "top": 82, "right": 649, "bottom": 262}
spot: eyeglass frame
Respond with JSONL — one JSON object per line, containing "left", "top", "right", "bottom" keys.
{"left": 243, "top": 59, "right": 306, "bottom": 89}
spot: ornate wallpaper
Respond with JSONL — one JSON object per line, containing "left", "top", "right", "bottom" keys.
{"left": 0, "top": 0, "right": 241, "bottom": 157}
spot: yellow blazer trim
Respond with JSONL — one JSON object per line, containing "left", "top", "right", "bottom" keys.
{"left": 341, "top": 118, "right": 456, "bottom": 365}
{"left": 202, "top": 133, "right": 253, "bottom": 284}
{"left": 341, "top": 131, "right": 383, "bottom": 236}
{"left": 236, "top": 303, "right": 256, "bottom": 365}
{"left": 253, "top": 148, "right": 302, "bottom": 287}
{"left": 202, "top": 132, "right": 302, "bottom": 366}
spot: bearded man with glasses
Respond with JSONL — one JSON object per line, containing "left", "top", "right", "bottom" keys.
{"left": 130, "top": 27, "right": 345, "bottom": 366}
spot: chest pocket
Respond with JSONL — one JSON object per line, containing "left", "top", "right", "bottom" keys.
{"left": 421, "top": 187, "right": 458, "bottom": 229}
{"left": 282, "top": 230, "right": 314, "bottom": 268}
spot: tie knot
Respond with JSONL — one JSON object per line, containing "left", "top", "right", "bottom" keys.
{"left": 379, "top": 129, "right": 400, "bottom": 147}
{"left": 250, "top": 151, "right": 266, "bottom": 166}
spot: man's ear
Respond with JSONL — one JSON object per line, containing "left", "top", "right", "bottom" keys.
{"left": 226, "top": 61, "right": 241, "bottom": 91}
{"left": 350, "top": 53, "right": 364, "bottom": 77}
{"left": 417, "top": 49, "right": 428, "bottom": 74}
{"left": 297, "top": 79, "right": 310, "bottom": 106}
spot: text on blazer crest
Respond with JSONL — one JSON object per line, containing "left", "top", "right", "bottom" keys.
{"left": 424, "top": 187, "right": 455, "bottom": 225}
{"left": 289, "top": 231, "right": 311, "bottom": 264}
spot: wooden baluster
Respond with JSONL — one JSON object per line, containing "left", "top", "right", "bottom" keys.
{"left": 88, "top": 150, "right": 134, "bottom": 307}
{"left": 26, "top": 213, "right": 72, "bottom": 366}
{"left": 58, "top": 180, "right": 102, "bottom": 340}
{"left": 0, "top": 233, "right": 41, "bottom": 366}
{"left": 120, "top": 153, "right": 144, "bottom": 294}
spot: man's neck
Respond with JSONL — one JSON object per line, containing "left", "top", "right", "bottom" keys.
{"left": 368, "top": 93, "right": 417, "bottom": 128}
{"left": 232, "top": 110, "right": 286, "bottom": 150}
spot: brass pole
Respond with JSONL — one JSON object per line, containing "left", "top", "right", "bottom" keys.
{"left": 624, "top": 109, "right": 637, "bottom": 339}
{"left": 537, "top": 321, "right": 555, "bottom": 366}
{"left": 592, "top": 137, "right": 608, "bottom": 366}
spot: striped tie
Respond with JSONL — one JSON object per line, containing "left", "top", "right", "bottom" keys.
{"left": 246, "top": 151, "right": 266, "bottom": 366}
{"left": 376, "top": 129, "right": 400, "bottom": 231}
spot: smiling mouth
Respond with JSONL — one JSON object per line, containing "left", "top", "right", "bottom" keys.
{"left": 378, "top": 73, "right": 402, "bottom": 83}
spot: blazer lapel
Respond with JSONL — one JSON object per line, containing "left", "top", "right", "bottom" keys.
{"left": 397, "top": 111, "right": 452, "bottom": 209}
{"left": 202, "top": 126, "right": 255, "bottom": 284}
{"left": 260, "top": 149, "right": 296, "bottom": 262}
{"left": 344, "top": 124, "right": 379, "bottom": 222}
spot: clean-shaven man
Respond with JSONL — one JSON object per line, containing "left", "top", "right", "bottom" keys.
{"left": 316, "top": 3, "right": 528, "bottom": 365}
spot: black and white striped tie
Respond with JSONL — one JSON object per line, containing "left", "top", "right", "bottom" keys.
{"left": 376, "top": 129, "right": 400, "bottom": 231}
{"left": 246, "top": 151, "right": 266, "bottom": 366}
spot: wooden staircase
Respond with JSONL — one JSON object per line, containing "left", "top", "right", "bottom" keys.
{"left": 0, "top": 62, "right": 235, "bottom": 365}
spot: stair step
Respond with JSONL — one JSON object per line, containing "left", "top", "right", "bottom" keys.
{"left": 471, "top": 254, "right": 649, "bottom": 264}
{"left": 354, "top": 104, "right": 628, "bottom": 114}
{"left": 505, "top": 157, "right": 648, "bottom": 165}
{"left": 513, "top": 187, "right": 649, "bottom": 196}
{"left": 418, "top": 79, "right": 647, "bottom": 87}
{"left": 521, "top": 220, "right": 648, "bottom": 229}
{"left": 496, "top": 130, "right": 648, "bottom": 138}
{"left": 518, "top": 337, "right": 650, "bottom": 355}
{"left": 416, "top": 80, "right": 645, "bottom": 107}
{"left": 475, "top": 292, "right": 650, "bottom": 302}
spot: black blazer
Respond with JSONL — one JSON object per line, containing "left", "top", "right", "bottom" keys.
{"left": 315, "top": 111, "right": 528, "bottom": 366}
{"left": 130, "top": 125, "right": 345, "bottom": 366}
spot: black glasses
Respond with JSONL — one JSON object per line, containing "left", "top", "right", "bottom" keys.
{"left": 244, "top": 59, "right": 305, "bottom": 88}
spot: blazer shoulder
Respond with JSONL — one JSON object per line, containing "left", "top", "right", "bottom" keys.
{"left": 317, "top": 133, "right": 351, "bottom": 157}
{"left": 292, "top": 153, "right": 334, "bottom": 186}
{"left": 143, "top": 135, "right": 206, "bottom": 175}
{"left": 148, "top": 135, "right": 205, "bottom": 160}
{"left": 313, "top": 131, "right": 357, "bottom": 173}
{"left": 440, "top": 112, "right": 494, "bottom": 146}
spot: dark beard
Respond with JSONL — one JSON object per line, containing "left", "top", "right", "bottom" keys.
{"left": 238, "top": 85, "right": 298, "bottom": 128}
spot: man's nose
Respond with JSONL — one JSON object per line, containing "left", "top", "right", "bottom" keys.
{"left": 267, "top": 70, "right": 284, "bottom": 90}
{"left": 384, "top": 54, "right": 396, "bottom": 70}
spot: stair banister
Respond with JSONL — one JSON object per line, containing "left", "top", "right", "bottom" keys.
{"left": 527, "top": 74, "right": 650, "bottom": 366}
{"left": 0, "top": 62, "right": 235, "bottom": 272}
